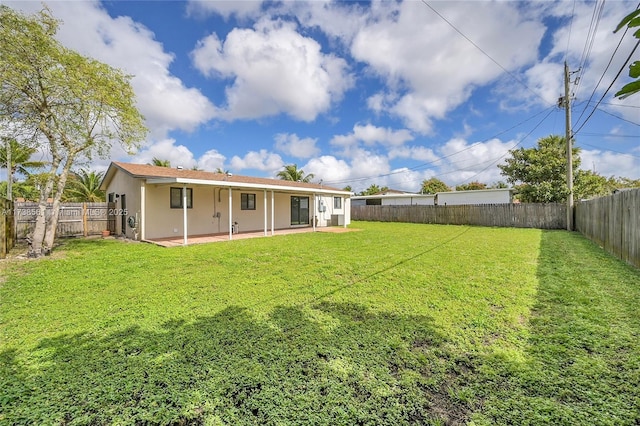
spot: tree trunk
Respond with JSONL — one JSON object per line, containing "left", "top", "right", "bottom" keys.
{"left": 43, "top": 156, "right": 74, "bottom": 251}
{"left": 30, "top": 168, "right": 57, "bottom": 257}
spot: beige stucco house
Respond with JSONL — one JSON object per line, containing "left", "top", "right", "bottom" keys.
{"left": 100, "top": 162, "right": 351, "bottom": 244}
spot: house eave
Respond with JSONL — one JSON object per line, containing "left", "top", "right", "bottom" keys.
{"left": 145, "top": 177, "right": 351, "bottom": 196}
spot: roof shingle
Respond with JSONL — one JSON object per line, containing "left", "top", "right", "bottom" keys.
{"left": 112, "top": 162, "right": 343, "bottom": 192}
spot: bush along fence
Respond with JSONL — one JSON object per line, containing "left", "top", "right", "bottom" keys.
{"left": 351, "top": 203, "right": 567, "bottom": 229}
{"left": 576, "top": 188, "right": 640, "bottom": 269}
{"left": 14, "top": 202, "right": 116, "bottom": 241}
{"left": 1, "top": 199, "right": 16, "bottom": 259}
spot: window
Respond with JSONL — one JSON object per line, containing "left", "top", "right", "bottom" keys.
{"left": 241, "top": 193, "right": 256, "bottom": 210}
{"left": 334, "top": 197, "right": 342, "bottom": 209}
{"left": 366, "top": 198, "right": 382, "bottom": 205}
{"left": 170, "top": 187, "right": 192, "bottom": 209}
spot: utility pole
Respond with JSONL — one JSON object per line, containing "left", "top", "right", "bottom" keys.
{"left": 563, "top": 61, "right": 573, "bottom": 231}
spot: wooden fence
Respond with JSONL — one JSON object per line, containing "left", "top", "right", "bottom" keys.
{"left": 1, "top": 199, "right": 15, "bottom": 259}
{"left": 15, "top": 202, "right": 116, "bottom": 240}
{"left": 351, "top": 203, "right": 566, "bottom": 229}
{"left": 576, "top": 188, "right": 640, "bottom": 269}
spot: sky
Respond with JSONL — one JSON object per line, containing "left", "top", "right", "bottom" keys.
{"left": 6, "top": 0, "right": 640, "bottom": 193}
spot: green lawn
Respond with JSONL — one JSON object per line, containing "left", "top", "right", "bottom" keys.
{"left": 1, "top": 221, "right": 639, "bottom": 425}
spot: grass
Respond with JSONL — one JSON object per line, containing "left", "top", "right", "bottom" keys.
{"left": 0, "top": 221, "right": 638, "bottom": 425}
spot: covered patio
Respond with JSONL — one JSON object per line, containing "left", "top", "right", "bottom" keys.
{"left": 145, "top": 226, "right": 357, "bottom": 247}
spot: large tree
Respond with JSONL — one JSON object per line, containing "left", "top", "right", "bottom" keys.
{"left": 499, "top": 135, "right": 573, "bottom": 202}
{"left": 455, "top": 181, "right": 487, "bottom": 191}
{"left": 498, "top": 135, "right": 613, "bottom": 202}
{"left": 420, "top": 177, "right": 450, "bottom": 194}
{"left": 0, "top": 6, "right": 147, "bottom": 256}
{"left": 276, "top": 164, "right": 315, "bottom": 183}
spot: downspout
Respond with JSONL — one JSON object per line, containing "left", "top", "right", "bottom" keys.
{"left": 271, "top": 190, "right": 275, "bottom": 236}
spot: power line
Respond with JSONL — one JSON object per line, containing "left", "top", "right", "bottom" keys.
{"left": 577, "top": 141, "right": 640, "bottom": 159}
{"left": 574, "top": 4, "right": 633, "bottom": 127}
{"left": 564, "top": 0, "right": 577, "bottom": 63}
{"left": 322, "top": 106, "right": 556, "bottom": 186}
{"left": 595, "top": 106, "right": 640, "bottom": 127}
{"left": 580, "top": 132, "right": 640, "bottom": 138}
{"left": 573, "top": 38, "right": 640, "bottom": 135}
{"left": 420, "top": 1, "right": 554, "bottom": 107}
{"left": 452, "top": 107, "right": 555, "bottom": 186}
{"left": 574, "top": 0, "right": 606, "bottom": 98}
{"left": 598, "top": 101, "right": 640, "bottom": 109}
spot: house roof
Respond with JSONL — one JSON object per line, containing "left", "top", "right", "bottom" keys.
{"left": 352, "top": 193, "right": 435, "bottom": 200}
{"left": 372, "top": 189, "right": 412, "bottom": 195}
{"left": 101, "top": 162, "right": 350, "bottom": 195}
{"left": 351, "top": 188, "right": 513, "bottom": 200}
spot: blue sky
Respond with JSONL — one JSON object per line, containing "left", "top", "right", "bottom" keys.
{"left": 8, "top": 0, "right": 640, "bottom": 192}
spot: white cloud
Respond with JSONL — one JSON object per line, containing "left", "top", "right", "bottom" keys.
{"left": 508, "top": 1, "right": 637, "bottom": 112}
{"left": 274, "top": 133, "right": 320, "bottom": 159}
{"left": 197, "top": 149, "right": 227, "bottom": 172}
{"left": 580, "top": 149, "right": 640, "bottom": 180}
{"left": 436, "top": 137, "right": 516, "bottom": 185}
{"left": 131, "top": 139, "right": 197, "bottom": 168}
{"left": 286, "top": 1, "right": 367, "bottom": 43}
{"left": 9, "top": 1, "right": 217, "bottom": 140}
{"left": 229, "top": 149, "right": 284, "bottom": 173}
{"left": 388, "top": 146, "right": 439, "bottom": 162}
{"left": 349, "top": 148, "right": 391, "bottom": 180}
{"left": 192, "top": 18, "right": 353, "bottom": 122}
{"left": 186, "top": 0, "right": 264, "bottom": 20}
{"left": 348, "top": 1, "right": 544, "bottom": 133}
{"left": 303, "top": 156, "right": 351, "bottom": 186}
{"left": 330, "top": 123, "right": 413, "bottom": 150}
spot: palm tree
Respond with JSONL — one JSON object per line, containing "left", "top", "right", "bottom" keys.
{"left": 1, "top": 138, "right": 46, "bottom": 199}
{"left": 63, "top": 169, "right": 106, "bottom": 202}
{"left": 276, "top": 164, "right": 315, "bottom": 183}
{"left": 149, "top": 157, "right": 171, "bottom": 167}
{"left": 1, "top": 138, "right": 46, "bottom": 178}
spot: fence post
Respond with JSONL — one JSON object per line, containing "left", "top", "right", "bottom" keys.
{"left": 83, "top": 202, "right": 88, "bottom": 237}
{"left": 1, "top": 199, "right": 15, "bottom": 259}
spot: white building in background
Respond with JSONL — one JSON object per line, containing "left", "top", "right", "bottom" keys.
{"left": 351, "top": 188, "right": 514, "bottom": 207}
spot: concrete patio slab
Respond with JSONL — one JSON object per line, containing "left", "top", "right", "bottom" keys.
{"left": 144, "top": 226, "right": 358, "bottom": 247}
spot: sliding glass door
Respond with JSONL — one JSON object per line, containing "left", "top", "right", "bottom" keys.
{"left": 290, "top": 196, "right": 309, "bottom": 225}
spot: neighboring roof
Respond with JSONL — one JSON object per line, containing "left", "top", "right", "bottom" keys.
{"left": 100, "top": 162, "right": 350, "bottom": 195}
{"left": 351, "top": 188, "right": 513, "bottom": 199}
{"left": 372, "top": 189, "right": 412, "bottom": 195}
{"left": 352, "top": 193, "right": 435, "bottom": 200}
{"left": 435, "top": 188, "right": 514, "bottom": 195}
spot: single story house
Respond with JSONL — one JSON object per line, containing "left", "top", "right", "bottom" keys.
{"left": 435, "top": 188, "right": 514, "bottom": 205}
{"left": 351, "top": 188, "right": 514, "bottom": 206}
{"left": 351, "top": 193, "right": 436, "bottom": 206}
{"left": 100, "top": 162, "right": 351, "bottom": 244}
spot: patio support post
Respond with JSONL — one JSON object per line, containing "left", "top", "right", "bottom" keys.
{"left": 313, "top": 194, "right": 316, "bottom": 232}
{"left": 271, "top": 190, "right": 275, "bottom": 236}
{"left": 263, "top": 189, "right": 267, "bottom": 236}
{"left": 140, "top": 182, "right": 146, "bottom": 240}
{"left": 228, "top": 187, "right": 233, "bottom": 240}
{"left": 182, "top": 183, "right": 188, "bottom": 245}
{"left": 343, "top": 196, "right": 348, "bottom": 228}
